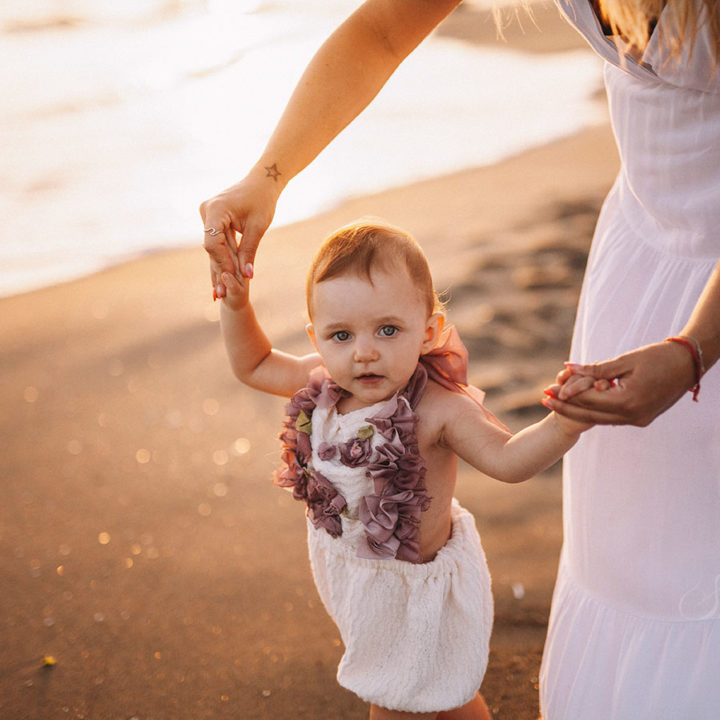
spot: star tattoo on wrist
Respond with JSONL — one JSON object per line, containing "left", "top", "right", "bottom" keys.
{"left": 264, "top": 163, "right": 281, "bottom": 181}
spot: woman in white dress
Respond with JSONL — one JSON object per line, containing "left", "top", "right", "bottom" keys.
{"left": 200, "top": 1, "right": 720, "bottom": 717}
{"left": 536, "top": 1, "right": 720, "bottom": 717}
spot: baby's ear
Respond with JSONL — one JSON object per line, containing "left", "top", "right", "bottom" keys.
{"left": 306, "top": 323, "right": 318, "bottom": 351}
{"left": 422, "top": 313, "right": 444, "bottom": 352}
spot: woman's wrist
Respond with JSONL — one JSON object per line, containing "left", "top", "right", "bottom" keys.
{"left": 679, "top": 261, "right": 720, "bottom": 372}
{"left": 664, "top": 335, "right": 705, "bottom": 401}
{"left": 251, "top": 155, "right": 290, "bottom": 196}
{"left": 679, "top": 326, "right": 720, "bottom": 372}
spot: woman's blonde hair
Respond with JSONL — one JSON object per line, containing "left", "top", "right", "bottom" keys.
{"left": 306, "top": 219, "right": 443, "bottom": 318}
{"left": 495, "top": 0, "right": 719, "bottom": 65}
{"left": 598, "top": 0, "right": 720, "bottom": 63}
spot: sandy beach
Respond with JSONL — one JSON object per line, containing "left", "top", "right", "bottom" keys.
{"left": 0, "top": 4, "right": 619, "bottom": 719}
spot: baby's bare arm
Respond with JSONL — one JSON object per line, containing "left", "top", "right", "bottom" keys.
{"left": 438, "top": 390, "right": 588, "bottom": 484}
{"left": 219, "top": 271, "right": 320, "bottom": 397}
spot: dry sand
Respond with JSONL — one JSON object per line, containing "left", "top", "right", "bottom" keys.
{"left": 0, "top": 4, "right": 619, "bottom": 719}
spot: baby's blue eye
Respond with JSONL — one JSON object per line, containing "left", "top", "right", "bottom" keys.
{"left": 332, "top": 330, "right": 351, "bottom": 342}
{"left": 379, "top": 325, "right": 398, "bottom": 337}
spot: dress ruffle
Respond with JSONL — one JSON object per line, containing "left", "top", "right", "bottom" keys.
{"left": 275, "top": 364, "right": 430, "bottom": 563}
{"left": 358, "top": 366, "right": 430, "bottom": 563}
{"left": 275, "top": 366, "right": 347, "bottom": 538}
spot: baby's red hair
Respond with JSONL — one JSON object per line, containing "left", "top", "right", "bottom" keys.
{"left": 306, "top": 219, "right": 442, "bottom": 319}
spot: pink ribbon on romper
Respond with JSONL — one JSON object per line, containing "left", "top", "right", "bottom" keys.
{"left": 419, "top": 325, "right": 509, "bottom": 431}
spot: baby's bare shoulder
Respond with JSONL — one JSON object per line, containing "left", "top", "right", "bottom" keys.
{"left": 419, "top": 379, "right": 483, "bottom": 412}
{"left": 415, "top": 380, "right": 480, "bottom": 434}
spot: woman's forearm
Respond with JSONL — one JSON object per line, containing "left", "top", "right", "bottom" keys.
{"left": 251, "top": 0, "right": 461, "bottom": 189}
{"left": 200, "top": 0, "right": 460, "bottom": 286}
{"left": 680, "top": 259, "right": 720, "bottom": 372}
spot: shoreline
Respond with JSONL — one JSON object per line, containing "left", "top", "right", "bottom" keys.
{"left": 0, "top": 0, "right": 602, "bottom": 303}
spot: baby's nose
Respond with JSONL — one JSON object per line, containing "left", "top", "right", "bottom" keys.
{"left": 353, "top": 340, "right": 379, "bottom": 363}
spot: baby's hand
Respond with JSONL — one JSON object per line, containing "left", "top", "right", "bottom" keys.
{"left": 542, "top": 368, "right": 615, "bottom": 434}
{"left": 542, "top": 373, "right": 601, "bottom": 434}
{"left": 544, "top": 366, "right": 615, "bottom": 402}
{"left": 219, "top": 271, "right": 250, "bottom": 312}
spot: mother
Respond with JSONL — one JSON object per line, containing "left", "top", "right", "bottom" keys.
{"left": 200, "top": 1, "right": 720, "bottom": 718}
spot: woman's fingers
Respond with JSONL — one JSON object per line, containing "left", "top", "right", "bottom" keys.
{"left": 543, "top": 393, "right": 629, "bottom": 425}
{"left": 236, "top": 220, "right": 266, "bottom": 279}
{"left": 203, "top": 223, "right": 237, "bottom": 265}
{"left": 200, "top": 175, "right": 278, "bottom": 289}
{"left": 564, "top": 355, "right": 629, "bottom": 381}
{"left": 200, "top": 201, "right": 240, "bottom": 298}
{"left": 548, "top": 342, "right": 697, "bottom": 426}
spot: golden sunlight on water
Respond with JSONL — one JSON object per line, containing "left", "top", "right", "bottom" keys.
{"left": 0, "top": 0, "right": 603, "bottom": 298}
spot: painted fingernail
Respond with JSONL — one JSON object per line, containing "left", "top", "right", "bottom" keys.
{"left": 608, "top": 378, "right": 616, "bottom": 387}
{"left": 212, "top": 289, "right": 218, "bottom": 302}
{"left": 543, "top": 388, "right": 556, "bottom": 398}
{"left": 244, "top": 263, "right": 254, "bottom": 279}
{"left": 564, "top": 362, "right": 583, "bottom": 372}
{"left": 541, "top": 397, "right": 554, "bottom": 409}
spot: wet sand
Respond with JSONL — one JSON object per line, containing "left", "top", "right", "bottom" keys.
{"left": 0, "top": 4, "right": 619, "bottom": 719}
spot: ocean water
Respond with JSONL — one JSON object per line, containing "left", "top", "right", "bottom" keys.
{"left": 0, "top": 0, "right": 604, "bottom": 297}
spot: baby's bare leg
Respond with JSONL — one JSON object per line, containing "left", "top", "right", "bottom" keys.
{"left": 369, "top": 692, "right": 491, "bottom": 720}
{"left": 437, "top": 692, "right": 492, "bottom": 720}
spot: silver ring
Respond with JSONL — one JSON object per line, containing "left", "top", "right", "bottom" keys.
{"left": 203, "top": 226, "right": 222, "bottom": 236}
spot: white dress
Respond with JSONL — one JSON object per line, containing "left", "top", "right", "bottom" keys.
{"left": 540, "top": 2, "right": 720, "bottom": 718}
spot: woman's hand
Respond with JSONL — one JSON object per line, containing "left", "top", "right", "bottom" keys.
{"left": 199, "top": 168, "right": 281, "bottom": 298}
{"left": 542, "top": 341, "right": 697, "bottom": 426}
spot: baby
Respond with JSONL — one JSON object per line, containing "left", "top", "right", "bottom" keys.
{"left": 215, "top": 219, "right": 595, "bottom": 720}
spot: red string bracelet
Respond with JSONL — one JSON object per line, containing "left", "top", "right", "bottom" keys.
{"left": 664, "top": 335, "right": 705, "bottom": 402}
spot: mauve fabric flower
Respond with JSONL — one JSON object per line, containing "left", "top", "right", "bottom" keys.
{"left": 339, "top": 436, "right": 373, "bottom": 467}
{"left": 368, "top": 394, "right": 417, "bottom": 442}
{"left": 315, "top": 379, "right": 345, "bottom": 410}
{"left": 317, "top": 442, "right": 336, "bottom": 461}
{"left": 295, "top": 428, "right": 312, "bottom": 465}
{"left": 275, "top": 457, "right": 308, "bottom": 502}
{"left": 306, "top": 470, "right": 346, "bottom": 538}
{"left": 289, "top": 389, "right": 318, "bottom": 417}
{"left": 358, "top": 494, "right": 399, "bottom": 544}
{"left": 404, "top": 364, "right": 429, "bottom": 405}
{"left": 394, "top": 537, "right": 422, "bottom": 563}
{"left": 274, "top": 366, "right": 329, "bottom": 496}
{"left": 359, "top": 489, "right": 419, "bottom": 539}
{"left": 357, "top": 533, "right": 402, "bottom": 561}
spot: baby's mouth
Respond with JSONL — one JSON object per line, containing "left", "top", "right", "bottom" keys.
{"left": 356, "top": 373, "right": 383, "bottom": 383}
